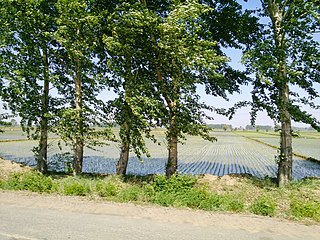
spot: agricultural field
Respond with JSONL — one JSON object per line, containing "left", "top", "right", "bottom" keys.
{"left": 236, "top": 131, "right": 320, "bottom": 160}
{"left": 0, "top": 128, "right": 319, "bottom": 179}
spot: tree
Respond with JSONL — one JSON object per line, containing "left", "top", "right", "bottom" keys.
{"left": 104, "top": 1, "right": 165, "bottom": 175}
{"left": 243, "top": 0, "right": 320, "bottom": 186}
{"left": 54, "top": 0, "right": 113, "bottom": 175}
{"left": 153, "top": 0, "right": 258, "bottom": 177}
{"left": 105, "top": 0, "right": 258, "bottom": 177}
{"left": 104, "top": 1, "right": 219, "bottom": 177}
{"left": 0, "top": 0, "right": 60, "bottom": 173}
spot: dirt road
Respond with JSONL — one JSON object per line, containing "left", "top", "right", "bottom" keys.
{"left": 0, "top": 191, "right": 319, "bottom": 240}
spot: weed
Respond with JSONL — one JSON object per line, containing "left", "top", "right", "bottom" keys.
{"left": 222, "top": 195, "right": 245, "bottom": 212}
{"left": 250, "top": 196, "right": 276, "bottom": 217}
{"left": 151, "top": 174, "right": 197, "bottom": 193}
{"left": 5, "top": 171, "right": 53, "bottom": 193}
{"left": 198, "top": 193, "right": 223, "bottom": 210}
{"left": 290, "top": 200, "right": 320, "bottom": 221}
{"left": 118, "top": 185, "right": 144, "bottom": 202}
{"left": 61, "top": 177, "right": 91, "bottom": 196}
{"left": 96, "top": 180, "right": 118, "bottom": 197}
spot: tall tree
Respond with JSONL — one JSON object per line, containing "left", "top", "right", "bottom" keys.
{"left": 104, "top": 1, "right": 162, "bottom": 175}
{"left": 243, "top": 0, "right": 320, "bottom": 186}
{"left": 154, "top": 1, "right": 222, "bottom": 177}
{"left": 0, "top": 0, "right": 60, "bottom": 173}
{"left": 54, "top": 0, "right": 112, "bottom": 175}
{"left": 106, "top": 0, "right": 235, "bottom": 177}
{"left": 105, "top": 0, "right": 258, "bottom": 177}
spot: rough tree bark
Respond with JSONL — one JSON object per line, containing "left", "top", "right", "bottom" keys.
{"left": 73, "top": 60, "right": 84, "bottom": 176}
{"left": 269, "top": 1, "right": 293, "bottom": 186}
{"left": 37, "top": 45, "right": 49, "bottom": 173}
{"left": 116, "top": 122, "right": 130, "bottom": 175}
{"left": 166, "top": 104, "right": 178, "bottom": 178}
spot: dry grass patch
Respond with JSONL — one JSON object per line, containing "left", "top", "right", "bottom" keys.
{"left": 0, "top": 157, "right": 32, "bottom": 180}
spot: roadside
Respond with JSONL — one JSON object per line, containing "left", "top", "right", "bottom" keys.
{"left": 1, "top": 190, "right": 320, "bottom": 240}
{"left": 1, "top": 157, "right": 319, "bottom": 225}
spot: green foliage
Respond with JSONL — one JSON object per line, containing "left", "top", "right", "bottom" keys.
{"left": 250, "top": 196, "right": 276, "bottom": 217}
{"left": 103, "top": 0, "right": 256, "bottom": 175}
{"left": 198, "top": 193, "right": 223, "bottom": 210}
{"left": 96, "top": 180, "right": 119, "bottom": 197}
{"left": 243, "top": 0, "right": 320, "bottom": 127}
{"left": 290, "top": 200, "right": 320, "bottom": 221}
{"left": 118, "top": 185, "right": 145, "bottom": 202}
{"left": 242, "top": 0, "right": 320, "bottom": 186}
{"left": 1, "top": 172, "right": 319, "bottom": 222}
{"left": 221, "top": 195, "right": 245, "bottom": 212}
{"left": 0, "top": 179, "right": 5, "bottom": 188}
{"left": 5, "top": 171, "right": 53, "bottom": 193}
{"left": 151, "top": 174, "right": 197, "bottom": 193}
{"left": 60, "top": 177, "right": 92, "bottom": 196}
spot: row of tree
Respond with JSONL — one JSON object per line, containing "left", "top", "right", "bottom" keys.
{"left": 1, "top": 0, "right": 319, "bottom": 186}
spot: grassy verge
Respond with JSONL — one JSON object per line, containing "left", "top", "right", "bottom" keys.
{"left": 0, "top": 171, "right": 319, "bottom": 223}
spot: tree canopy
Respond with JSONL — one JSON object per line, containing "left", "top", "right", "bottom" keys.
{"left": 1, "top": 0, "right": 318, "bottom": 184}
{"left": 243, "top": 0, "right": 320, "bottom": 185}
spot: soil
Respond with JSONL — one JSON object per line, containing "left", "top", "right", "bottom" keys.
{"left": 0, "top": 157, "right": 32, "bottom": 180}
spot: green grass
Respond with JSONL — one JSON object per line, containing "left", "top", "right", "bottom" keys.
{"left": 1, "top": 171, "right": 320, "bottom": 223}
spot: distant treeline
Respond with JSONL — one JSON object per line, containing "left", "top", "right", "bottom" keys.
{"left": 207, "top": 124, "right": 316, "bottom": 132}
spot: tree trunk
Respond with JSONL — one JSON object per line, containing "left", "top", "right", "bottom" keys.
{"left": 166, "top": 106, "right": 178, "bottom": 178}
{"left": 37, "top": 45, "right": 49, "bottom": 173}
{"left": 278, "top": 84, "right": 293, "bottom": 186}
{"left": 156, "top": 66, "right": 179, "bottom": 178}
{"left": 73, "top": 61, "right": 84, "bottom": 176}
{"left": 166, "top": 134, "right": 178, "bottom": 178}
{"left": 270, "top": 2, "right": 293, "bottom": 186}
{"left": 116, "top": 122, "right": 130, "bottom": 176}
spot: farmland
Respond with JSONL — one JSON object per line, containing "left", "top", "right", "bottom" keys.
{"left": 0, "top": 128, "right": 319, "bottom": 179}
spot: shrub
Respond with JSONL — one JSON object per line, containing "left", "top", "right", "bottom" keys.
{"left": 96, "top": 180, "right": 118, "bottom": 197}
{"left": 118, "top": 185, "right": 144, "bottom": 202}
{"left": 149, "top": 187, "right": 207, "bottom": 208}
{"left": 151, "top": 174, "right": 197, "bottom": 193}
{"left": 148, "top": 174, "right": 203, "bottom": 207}
{"left": 6, "top": 171, "right": 53, "bottom": 193}
{"left": 291, "top": 200, "right": 320, "bottom": 221}
{"left": 199, "top": 193, "right": 224, "bottom": 211}
{"left": 61, "top": 177, "right": 91, "bottom": 196}
{"left": 250, "top": 196, "right": 276, "bottom": 217}
{"left": 151, "top": 192, "right": 177, "bottom": 206}
{"left": 182, "top": 188, "right": 208, "bottom": 208}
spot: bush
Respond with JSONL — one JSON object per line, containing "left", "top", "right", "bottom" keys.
{"left": 147, "top": 174, "right": 203, "bottom": 207}
{"left": 61, "top": 177, "right": 91, "bottom": 196}
{"left": 151, "top": 192, "right": 177, "bottom": 206}
{"left": 118, "top": 185, "right": 144, "bottom": 202}
{"left": 96, "top": 180, "right": 118, "bottom": 197}
{"left": 151, "top": 174, "right": 197, "bottom": 193}
{"left": 149, "top": 187, "right": 207, "bottom": 208}
{"left": 199, "top": 193, "right": 224, "bottom": 211}
{"left": 250, "top": 196, "right": 276, "bottom": 217}
{"left": 5, "top": 171, "right": 53, "bottom": 193}
{"left": 291, "top": 200, "right": 320, "bottom": 221}
{"left": 181, "top": 188, "right": 208, "bottom": 208}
